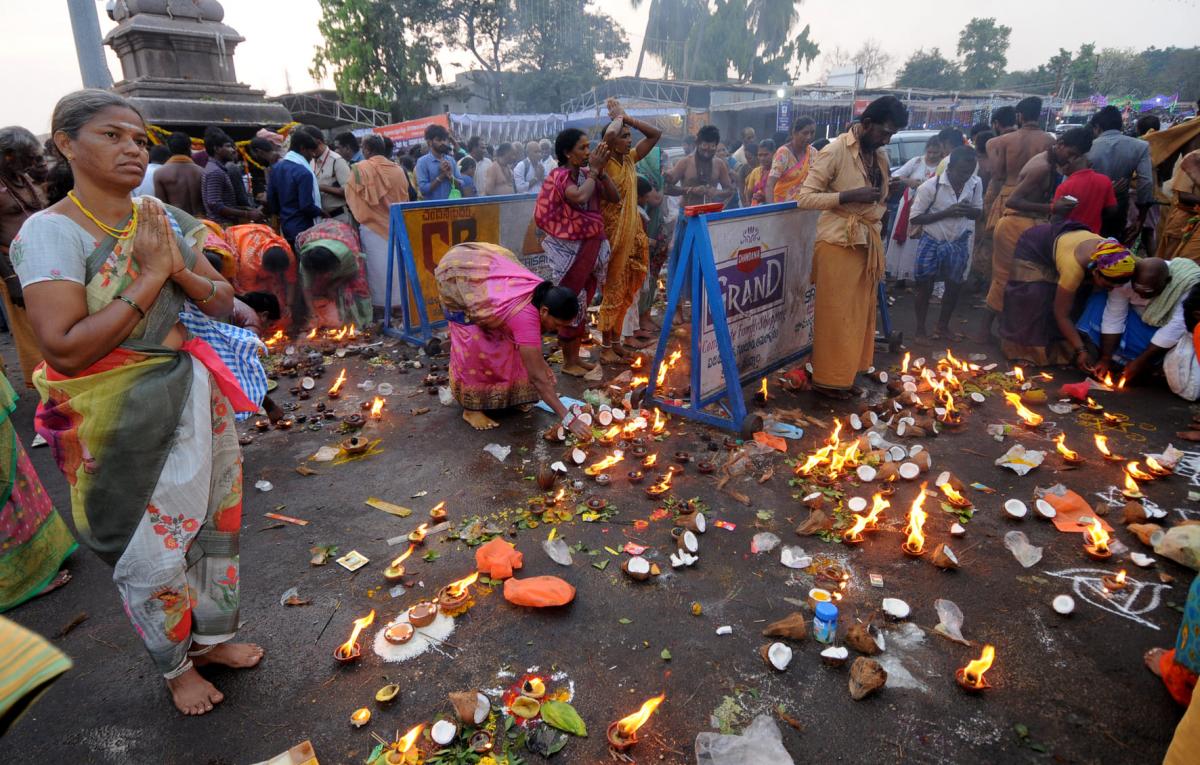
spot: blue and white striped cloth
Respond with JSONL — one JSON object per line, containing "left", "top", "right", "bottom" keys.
{"left": 179, "top": 304, "right": 267, "bottom": 420}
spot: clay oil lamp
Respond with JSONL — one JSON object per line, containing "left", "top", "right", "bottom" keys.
{"left": 469, "top": 730, "right": 494, "bottom": 754}
{"left": 1094, "top": 434, "right": 1124, "bottom": 462}
{"left": 383, "top": 622, "right": 415, "bottom": 645}
{"left": 674, "top": 450, "right": 691, "bottom": 464}
{"left": 955, "top": 644, "right": 995, "bottom": 692}
{"left": 1003, "top": 392, "right": 1043, "bottom": 428}
{"left": 627, "top": 470, "right": 645, "bottom": 485}
{"left": 369, "top": 397, "right": 386, "bottom": 420}
{"left": 408, "top": 523, "right": 430, "bottom": 545}
{"left": 939, "top": 482, "right": 972, "bottom": 510}
{"left": 1102, "top": 569, "right": 1128, "bottom": 592}
{"left": 254, "top": 418, "right": 270, "bottom": 432}
{"left": 696, "top": 460, "right": 716, "bottom": 474}
{"left": 429, "top": 501, "right": 448, "bottom": 523}
{"left": 1055, "top": 433, "right": 1083, "bottom": 466}
{"left": 383, "top": 544, "right": 416, "bottom": 583}
{"left": 350, "top": 707, "right": 372, "bottom": 728}
{"left": 756, "top": 377, "right": 769, "bottom": 404}
{"left": 642, "top": 453, "right": 658, "bottom": 469}
{"left": 437, "top": 572, "right": 479, "bottom": 616}
{"left": 594, "top": 472, "right": 612, "bottom": 486}
{"left": 334, "top": 609, "right": 376, "bottom": 663}
{"left": 586, "top": 497, "right": 608, "bottom": 511}
{"left": 842, "top": 513, "right": 869, "bottom": 545}
{"left": 598, "top": 425, "right": 622, "bottom": 446}
{"left": 343, "top": 413, "right": 365, "bottom": 429}
{"left": 630, "top": 444, "right": 648, "bottom": 458}
{"left": 1145, "top": 456, "right": 1173, "bottom": 477}
{"left": 327, "top": 368, "right": 348, "bottom": 398}
{"left": 1082, "top": 517, "right": 1112, "bottom": 560}
{"left": 901, "top": 484, "right": 928, "bottom": 557}
{"left": 341, "top": 436, "right": 370, "bottom": 456}
{"left": 388, "top": 724, "right": 425, "bottom": 764}
{"left": 1084, "top": 396, "right": 1104, "bottom": 412}
{"left": 607, "top": 694, "right": 665, "bottom": 752}
{"left": 407, "top": 601, "right": 438, "bottom": 628}
{"left": 1126, "top": 461, "right": 1156, "bottom": 483}
{"left": 275, "top": 418, "right": 294, "bottom": 430}
{"left": 1121, "top": 471, "right": 1145, "bottom": 501}
{"left": 645, "top": 471, "right": 674, "bottom": 499}
{"left": 585, "top": 451, "right": 624, "bottom": 479}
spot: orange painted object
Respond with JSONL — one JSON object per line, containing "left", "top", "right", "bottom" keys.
{"left": 503, "top": 576, "right": 576, "bottom": 607}
{"left": 475, "top": 538, "right": 524, "bottom": 579}
{"left": 1043, "top": 490, "right": 1114, "bottom": 534}
{"left": 753, "top": 431, "right": 788, "bottom": 453}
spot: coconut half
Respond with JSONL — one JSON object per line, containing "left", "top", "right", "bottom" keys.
{"left": 950, "top": 522, "right": 966, "bottom": 537}
{"left": 1003, "top": 499, "right": 1028, "bottom": 519}
{"left": 301, "top": 376, "right": 316, "bottom": 390}
{"left": 931, "top": 543, "right": 959, "bottom": 570}
{"left": 912, "top": 451, "right": 932, "bottom": 472}
{"left": 431, "top": 719, "right": 458, "bottom": 746}
{"left": 856, "top": 464, "right": 877, "bottom": 482}
{"left": 888, "top": 446, "right": 908, "bottom": 462}
{"left": 1130, "top": 552, "right": 1156, "bottom": 567}
{"left": 881, "top": 598, "right": 911, "bottom": 620}
{"left": 577, "top": 412, "right": 593, "bottom": 427}
{"left": 1035, "top": 499, "right": 1057, "bottom": 519}
{"left": 847, "top": 496, "right": 869, "bottom": 514}
{"left": 849, "top": 413, "right": 863, "bottom": 431}
{"left": 623, "top": 556, "right": 653, "bottom": 581}
{"left": 449, "top": 690, "right": 491, "bottom": 726}
{"left": 1052, "top": 594, "right": 1075, "bottom": 616}
{"left": 821, "top": 645, "right": 849, "bottom": 666}
{"left": 898, "top": 462, "right": 921, "bottom": 480}
{"left": 866, "top": 411, "right": 880, "bottom": 427}
{"left": 596, "top": 409, "right": 613, "bottom": 427}
{"left": 678, "top": 530, "right": 700, "bottom": 554}
{"left": 969, "top": 391, "right": 986, "bottom": 405}
{"left": 760, "top": 642, "right": 793, "bottom": 671}
{"left": 569, "top": 448, "right": 587, "bottom": 465}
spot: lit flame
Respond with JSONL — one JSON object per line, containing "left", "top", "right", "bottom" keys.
{"left": 623, "top": 417, "right": 648, "bottom": 436}
{"left": 843, "top": 513, "right": 869, "bottom": 542}
{"left": 369, "top": 396, "right": 385, "bottom": 419}
{"left": 409, "top": 522, "right": 429, "bottom": 542}
{"left": 338, "top": 609, "right": 376, "bottom": 656}
{"left": 348, "top": 324, "right": 358, "bottom": 338}
{"left": 1125, "top": 461, "right": 1154, "bottom": 481}
{"left": 961, "top": 645, "right": 995, "bottom": 688}
{"left": 1101, "top": 371, "right": 1115, "bottom": 388}
{"left": 553, "top": 488, "right": 565, "bottom": 503}
{"left": 1084, "top": 517, "right": 1110, "bottom": 552}
{"left": 430, "top": 500, "right": 446, "bottom": 515}
{"left": 1012, "top": 366, "right": 1024, "bottom": 383}
{"left": 1094, "top": 434, "right": 1114, "bottom": 457}
{"left": 643, "top": 453, "right": 657, "bottom": 468}
{"left": 652, "top": 408, "right": 666, "bottom": 434}
{"left": 1087, "top": 397, "right": 1101, "bottom": 409}
{"left": 306, "top": 327, "right": 318, "bottom": 340}
{"left": 617, "top": 694, "right": 666, "bottom": 738}
{"left": 333, "top": 325, "right": 351, "bottom": 341}
{"left": 632, "top": 357, "right": 643, "bottom": 369}
{"left": 1123, "top": 472, "right": 1143, "bottom": 496}
{"left": 826, "top": 419, "right": 843, "bottom": 447}
{"left": 1146, "top": 456, "right": 1170, "bottom": 475}
{"left": 904, "top": 484, "right": 928, "bottom": 553}
{"left": 444, "top": 571, "right": 479, "bottom": 598}
{"left": 1115, "top": 569, "right": 1127, "bottom": 585}
{"left": 939, "top": 482, "right": 969, "bottom": 506}
{"left": 631, "top": 375, "right": 649, "bottom": 388}
{"left": 795, "top": 445, "right": 833, "bottom": 476}
{"left": 1054, "top": 433, "right": 1080, "bottom": 460}
{"left": 1003, "top": 392, "right": 1043, "bottom": 426}
{"left": 585, "top": 450, "right": 625, "bottom": 475}
{"left": 601, "top": 424, "right": 621, "bottom": 441}
{"left": 865, "top": 493, "right": 889, "bottom": 529}
{"left": 264, "top": 329, "right": 284, "bottom": 347}
{"left": 328, "top": 368, "right": 348, "bottom": 395}
{"left": 759, "top": 377, "right": 768, "bottom": 401}
{"left": 1038, "top": 372, "right": 1053, "bottom": 381}
{"left": 397, "top": 724, "right": 424, "bottom": 752}
{"left": 389, "top": 544, "right": 415, "bottom": 569}
{"left": 1116, "top": 376, "right": 1127, "bottom": 391}
{"left": 901, "top": 352, "right": 911, "bottom": 374}
{"left": 655, "top": 350, "right": 683, "bottom": 386}
{"left": 647, "top": 471, "right": 673, "bottom": 494}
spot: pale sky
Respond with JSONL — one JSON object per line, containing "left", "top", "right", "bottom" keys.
{"left": 3, "top": 0, "right": 1198, "bottom": 132}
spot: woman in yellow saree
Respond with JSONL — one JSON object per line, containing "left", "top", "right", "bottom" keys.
{"left": 766, "top": 117, "right": 817, "bottom": 204}
{"left": 11, "top": 90, "right": 262, "bottom": 716}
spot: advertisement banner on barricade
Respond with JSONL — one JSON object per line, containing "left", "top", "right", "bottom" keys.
{"left": 385, "top": 194, "right": 546, "bottom": 345}
{"left": 646, "top": 203, "right": 818, "bottom": 433}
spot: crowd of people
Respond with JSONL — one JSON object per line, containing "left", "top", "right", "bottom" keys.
{"left": 1, "top": 83, "right": 1199, "bottom": 759}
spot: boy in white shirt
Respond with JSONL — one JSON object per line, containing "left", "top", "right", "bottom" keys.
{"left": 909, "top": 146, "right": 984, "bottom": 341}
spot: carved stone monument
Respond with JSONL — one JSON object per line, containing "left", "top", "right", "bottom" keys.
{"left": 103, "top": 0, "right": 290, "bottom": 127}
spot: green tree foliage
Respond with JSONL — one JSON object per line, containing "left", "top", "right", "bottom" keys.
{"left": 311, "top": 0, "right": 445, "bottom": 119}
{"left": 956, "top": 17, "right": 1011, "bottom": 89}
{"left": 999, "top": 45, "right": 1198, "bottom": 100}
{"left": 895, "top": 48, "right": 962, "bottom": 90}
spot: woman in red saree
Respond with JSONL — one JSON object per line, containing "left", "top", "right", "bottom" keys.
{"left": 766, "top": 117, "right": 817, "bottom": 204}
{"left": 434, "top": 242, "right": 590, "bottom": 436}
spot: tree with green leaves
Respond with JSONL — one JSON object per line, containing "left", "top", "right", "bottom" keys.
{"left": 956, "top": 17, "right": 1011, "bottom": 89}
{"left": 895, "top": 48, "right": 961, "bottom": 90}
{"left": 311, "top": 0, "right": 445, "bottom": 119}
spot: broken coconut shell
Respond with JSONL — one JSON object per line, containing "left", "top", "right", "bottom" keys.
{"left": 622, "top": 556, "right": 655, "bottom": 581}
{"left": 760, "top": 642, "right": 793, "bottom": 671}
{"left": 510, "top": 696, "right": 541, "bottom": 719}
{"left": 676, "top": 529, "right": 700, "bottom": 554}
{"left": 536, "top": 463, "right": 557, "bottom": 491}
{"left": 856, "top": 464, "right": 877, "bottom": 482}
{"left": 821, "top": 645, "right": 849, "bottom": 667}
{"left": 796, "top": 507, "right": 833, "bottom": 536}
{"left": 931, "top": 543, "right": 959, "bottom": 570}
{"left": 675, "top": 511, "right": 707, "bottom": 533}
{"left": 849, "top": 657, "right": 888, "bottom": 701}
{"left": 1003, "top": 499, "right": 1028, "bottom": 519}
{"left": 431, "top": 719, "right": 458, "bottom": 746}
{"left": 911, "top": 450, "right": 932, "bottom": 473}
{"left": 1128, "top": 523, "right": 1163, "bottom": 547}
{"left": 1122, "top": 501, "right": 1147, "bottom": 524}
{"left": 875, "top": 462, "right": 899, "bottom": 482}
{"left": 762, "top": 612, "right": 808, "bottom": 641}
{"left": 802, "top": 492, "right": 828, "bottom": 511}
{"left": 1052, "top": 594, "right": 1075, "bottom": 616}
{"left": 898, "top": 462, "right": 921, "bottom": 481}
{"left": 950, "top": 523, "right": 966, "bottom": 537}
{"left": 1034, "top": 499, "right": 1057, "bottom": 520}
{"left": 846, "top": 623, "right": 881, "bottom": 655}
{"left": 449, "top": 690, "right": 490, "bottom": 726}
{"left": 881, "top": 598, "right": 911, "bottom": 620}
{"left": 375, "top": 683, "right": 401, "bottom": 703}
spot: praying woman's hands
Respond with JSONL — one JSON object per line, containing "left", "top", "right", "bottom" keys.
{"left": 588, "top": 143, "right": 610, "bottom": 174}
{"left": 132, "top": 200, "right": 181, "bottom": 278}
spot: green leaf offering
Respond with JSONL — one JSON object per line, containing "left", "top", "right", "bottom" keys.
{"left": 661, "top": 648, "right": 672, "bottom": 661}
{"left": 618, "top": 617, "right": 632, "bottom": 625}
{"left": 540, "top": 699, "right": 588, "bottom": 737}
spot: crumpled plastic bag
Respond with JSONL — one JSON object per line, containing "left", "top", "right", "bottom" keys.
{"left": 933, "top": 598, "right": 967, "bottom": 644}
{"left": 542, "top": 538, "right": 573, "bottom": 566}
{"left": 1154, "top": 525, "right": 1200, "bottom": 571}
{"left": 437, "top": 386, "right": 454, "bottom": 406}
{"left": 779, "top": 546, "right": 811, "bottom": 569}
{"left": 695, "top": 714, "right": 794, "bottom": 765}
{"left": 995, "top": 444, "right": 1044, "bottom": 475}
{"left": 1004, "top": 531, "right": 1043, "bottom": 568}
{"left": 483, "top": 443, "right": 511, "bottom": 462}
{"left": 751, "top": 532, "right": 780, "bottom": 554}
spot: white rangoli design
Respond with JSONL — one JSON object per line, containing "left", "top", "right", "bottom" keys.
{"left": 1045, "top": 568, "right": 1171, "bottom": 630}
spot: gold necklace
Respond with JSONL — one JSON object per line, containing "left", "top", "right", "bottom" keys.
{"left": 67, "top": 191, "right": 138, "bottom": 239}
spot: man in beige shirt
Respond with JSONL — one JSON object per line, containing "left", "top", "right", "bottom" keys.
{"left": 796, "top": 96, "right": 907, "bottom": 398}
{"left": 984, "top": 97, "right": 1055, "bottom": 230}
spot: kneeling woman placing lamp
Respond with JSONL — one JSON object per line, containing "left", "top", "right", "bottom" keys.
{"left": 434, "top": 242, "right": 591, "bottom": 437}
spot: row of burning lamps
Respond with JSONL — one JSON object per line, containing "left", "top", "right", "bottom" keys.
{"left": 263, "top": 324, "right": 359, "bottom": 348}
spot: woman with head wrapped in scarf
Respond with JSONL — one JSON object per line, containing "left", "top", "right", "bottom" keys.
{"left": 999, "top": 220, "right": 1137, "bottom": 368}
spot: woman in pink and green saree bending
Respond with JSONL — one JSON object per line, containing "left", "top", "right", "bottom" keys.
{"left": 434, "top": 242, "right": 592, "bottom": 437}
{"left": 10, "top": 90, "right": 262, "bottom": 716}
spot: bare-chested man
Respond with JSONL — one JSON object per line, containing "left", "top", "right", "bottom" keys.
{"left": 667, "top": 125, "right": 734, "bottom": 207}
{"left": 983, "top": 97, "right": 1055, "bottom": 232}
{"left": 153, "top": 131, "right": 205, "bottom": 216}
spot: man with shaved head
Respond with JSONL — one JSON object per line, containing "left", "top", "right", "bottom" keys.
{"left": 1083, "top": 256, "right": 1200, "bottom": 385}
{"left": 514, "top": 141, "right": 547, "bottom": 193}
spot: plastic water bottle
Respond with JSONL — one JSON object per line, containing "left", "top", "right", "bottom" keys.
{"left": 813, "top": 602, "right": 839, "bottom": 644}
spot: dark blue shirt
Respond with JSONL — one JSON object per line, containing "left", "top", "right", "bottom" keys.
{"left": 267, "top": 158, "right": 324, "bottom": 243}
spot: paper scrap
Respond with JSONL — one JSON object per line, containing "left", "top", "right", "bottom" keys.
{"left": 366, "top": 497, "right": 413, "bottom": 518}
{"left": 264, "top": 512, "right": 308, "bottom": 526}
{"left": 336, "top": 550, "right": 369, "bottom": 571}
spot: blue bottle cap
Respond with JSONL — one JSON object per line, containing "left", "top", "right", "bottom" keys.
{"left": 815, "top": 602, "right": 838, "bottom": 620}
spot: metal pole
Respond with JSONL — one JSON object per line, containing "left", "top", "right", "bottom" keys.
{"left": 67, "top": 0, "right": 114, "bottom": 90}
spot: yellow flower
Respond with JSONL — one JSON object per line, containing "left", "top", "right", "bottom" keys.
{"left": 478, "top": 757, "right": 498, "bottom": 765}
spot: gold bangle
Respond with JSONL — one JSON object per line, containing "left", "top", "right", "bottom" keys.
{"left": 196, "top": 278, "right": 218, "bottom": 305}
{"left": 116, "top": 294, "right": 146, "bottom": 319}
